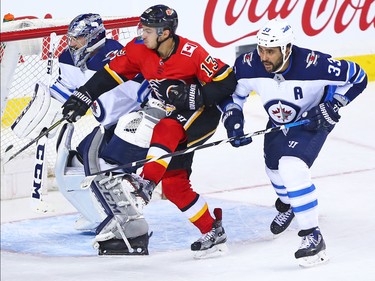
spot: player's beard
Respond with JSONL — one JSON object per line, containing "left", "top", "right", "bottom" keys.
{"left": 263, "top": 56, "right": 283, "bottom": 73}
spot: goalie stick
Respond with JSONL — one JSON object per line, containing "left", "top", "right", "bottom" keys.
{"left": 4, "top": 115, "right": 68, "bottom": 164}
{"left": 81, "top": 119, "right": 310, "bottom": 188}
{"left": 30, "top": 32, "right": 58, "bottom": 213}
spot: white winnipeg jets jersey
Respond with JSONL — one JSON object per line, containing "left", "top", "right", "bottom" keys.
{"left": 50, "top": 39, "right": 149, "bottom": 128}
{"left": 232, "top": 45, "right": 367, "bottom": 126}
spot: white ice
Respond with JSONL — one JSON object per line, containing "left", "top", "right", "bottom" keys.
{"left": 1, "top": 82, "right": 375, "bottom": 281}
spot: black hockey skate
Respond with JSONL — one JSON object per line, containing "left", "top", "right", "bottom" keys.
{"left": 98, "top": 233, "right": 149, "bottom": 255}
{"left": 270, "top": 198, "right": 295, "bottom": 235}
{"left": 295, "top": 227, "right": 329, "bottom": 267}
{"left": 191, "top": 208, "right": 228, "bottom": 259}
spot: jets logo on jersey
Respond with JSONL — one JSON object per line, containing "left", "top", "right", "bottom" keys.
{"left": 243, "top": 52, "right": 254, "bottom": 67}
{"left": 91, "top": 99, "right": 105, "bottom": 122}
{"left": 181, "top": 42, "right": 198, "bottom": 57}
{"left": 265, "top": 100, "right": 300, "bottom": 124}
{"left": 306, "top": 51, "right": 319, "bottom": 68}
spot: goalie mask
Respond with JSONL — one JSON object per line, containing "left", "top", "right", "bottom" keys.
{"left": 67, "top": 13, "right": 106, "bottom": 69}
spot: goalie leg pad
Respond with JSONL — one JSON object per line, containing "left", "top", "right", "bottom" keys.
{"left": 82, "top": 126, "right": 144, "bottom": 218}
{"left": 55, "top": 123, "right": 106, "bottom": 231}
{"left": 113, "top": 101, "right": 166, "bottom": 149}
{"left": 82, "top": 126, "right": 149, "bottom": 254}
{"left": 11, "top": 82, "right": 62, "bottom": 139}
{"left": 91, "top": 174, "right": 150, "bottom": 255}
{"left": 94, "top": 173, "right": 145, "bottom": 218}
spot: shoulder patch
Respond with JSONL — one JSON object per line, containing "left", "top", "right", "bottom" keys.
{"left": 181, "top": 42, "right": 198, "bottom": 57}
{"left": 243, "top": 52, "right": 254, "bottom": 67}
{"left": 305, "top": 51, "right": 319, "bottom": 68}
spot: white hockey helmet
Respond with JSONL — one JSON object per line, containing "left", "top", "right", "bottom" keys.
{"left": 256, "top": 19, "right": 295, "bottom": 72}
{"left": 257, "top": 19, "right": 294, "bottom": 49}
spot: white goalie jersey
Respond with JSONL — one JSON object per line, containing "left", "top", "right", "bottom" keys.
{"left": 52, "top": 48, "right": 150, "bottom": 128}
{"left": 12, "top": 38, "right": 150, "bottom": 139}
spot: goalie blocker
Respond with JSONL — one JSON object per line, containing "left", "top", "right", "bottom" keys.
{"left": 11, "top": 82, "right": 63, "bottom": 140}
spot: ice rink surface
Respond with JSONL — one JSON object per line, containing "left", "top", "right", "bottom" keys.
{"left": 1, "top": 82, "right": 374, "bottom": 281}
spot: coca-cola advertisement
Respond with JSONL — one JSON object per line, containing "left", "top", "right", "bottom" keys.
{"left": 2, "top": 0, "right": 374, "bottom": 65}
{"left": 199, "top": 0, "right": 375, "bottom": 63}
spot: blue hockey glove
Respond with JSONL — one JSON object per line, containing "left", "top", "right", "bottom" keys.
{"left": 222, "top": 103, "right": 252, "bottom": 147}
{"left": 302, "top": 101, "right": 341, "bottom": 131}
{"left": 62, "top": 86, "right": 92, "bottom": 122}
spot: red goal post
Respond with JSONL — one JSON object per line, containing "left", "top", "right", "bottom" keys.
{"left": 1, "top": 17, "right": 140, "bottom": 42}
{"left": 0, "top": 15, "right": 140, "bottom": 200}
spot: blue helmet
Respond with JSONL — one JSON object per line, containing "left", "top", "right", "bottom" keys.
{"left": 67, "top": 13, "right": 106, "bottom": 69}
{"left": 140, "top": 5, "right": 178, "bottom": 35}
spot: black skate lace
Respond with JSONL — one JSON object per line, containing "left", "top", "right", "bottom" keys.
{"left": 274, "top": 209, "right": 292, "bottom": 226}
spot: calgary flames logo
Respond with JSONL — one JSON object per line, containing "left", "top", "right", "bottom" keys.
{"left": 166, "top": 9, "right": 175, "bottom": 16}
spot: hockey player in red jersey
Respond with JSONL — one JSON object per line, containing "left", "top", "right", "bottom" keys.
{"left": 61, "top": 4, "right": 237, "bottom": 256}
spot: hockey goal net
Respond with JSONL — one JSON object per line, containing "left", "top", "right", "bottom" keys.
{"left": 1, "top": 15, "right": 139, "bottom": 200}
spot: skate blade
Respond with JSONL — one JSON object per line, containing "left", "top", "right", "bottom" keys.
{"left": 193, "top": 243, "right": 228, "bottom": 259}
{"left": 297, "top": 250, "right": 329, "bottom": 268}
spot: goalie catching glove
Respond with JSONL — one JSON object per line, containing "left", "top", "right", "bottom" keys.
{"left": 149, "top": 79, "right": 204, "bottom": 111}
{"left": 62, "top": 86, "right": 93, "bottom": 122}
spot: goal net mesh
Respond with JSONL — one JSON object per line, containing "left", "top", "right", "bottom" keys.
{"left": 1, "top": 16, "right": 139, "bottom": 182}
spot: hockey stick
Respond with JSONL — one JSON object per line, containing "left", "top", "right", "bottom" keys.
{"left": 81, "top": 119, "right": 310, "bottom": 187}
{"left": 4, "top": 115, "right": 68, "bottom": 164}
{"left": 30, "top": 32, "right": 58, "bottom": 213}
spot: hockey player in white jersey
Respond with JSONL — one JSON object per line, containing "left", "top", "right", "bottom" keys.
{"left": 11, "top": 14, "right": 164, "bottom": 255}
{"left": 221, "top": 19, "right": 368, "bottom": 267}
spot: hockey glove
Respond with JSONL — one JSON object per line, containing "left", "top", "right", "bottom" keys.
{"left": 222, "top": 103, "right": 252, "bottom": 147}
{"left": 150, "top": 79, "right": 204, "bottom": 111}
{"left": 62, "top": 86, "right": 93, "bottom": 122}
{"left": 302, "top": 100, "right": 341, "bottom": 131}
